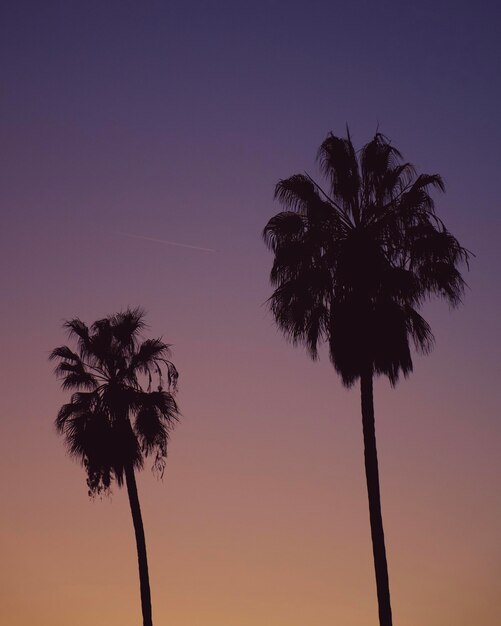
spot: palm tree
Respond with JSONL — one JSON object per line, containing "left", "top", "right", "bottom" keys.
{"left": 50, "top": 308, "right": 180, "bottom": 626}
{"left": 263, "top": 130, "right": 470, "bottom": 626}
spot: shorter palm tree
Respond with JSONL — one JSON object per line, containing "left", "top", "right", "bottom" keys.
{"left": 50, "top": 308, "right": 180, "bottom": 626}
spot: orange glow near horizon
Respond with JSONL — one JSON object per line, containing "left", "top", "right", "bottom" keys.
{"left": 2, "top": 319, "right": 500, "bottom": 625}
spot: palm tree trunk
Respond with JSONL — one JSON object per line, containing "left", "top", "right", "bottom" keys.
{"left": 125, "top": 463, "right": 153, "bottom": 626}
{"left": 360, "top": 370, "right": 393, "bottom": 626}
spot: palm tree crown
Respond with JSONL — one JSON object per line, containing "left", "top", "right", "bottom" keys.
{"left": 50, "top": 307, "right": 180, "bottom": 495}
{"left": 263, "top": 131, "right": 470, "bottom": 386}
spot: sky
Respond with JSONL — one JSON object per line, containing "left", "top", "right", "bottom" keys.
{"left": 1, "top": 1, "right": 500, "bottom": 625}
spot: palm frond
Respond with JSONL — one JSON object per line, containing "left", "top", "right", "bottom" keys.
{"left": 64, "top": 318, "right": 96, "bottom": 361}
{"left": 60, "top": 370, "right": 98, "bottom": 391}
{"left": 361, "top": 133, "right": 403, "bottom": 183}
{"left": 163, "top": 360, "right": 179, "bottom": 392}
{"left": 410, "top": 173, "right": 445, "bottom": 195}
{"left": 129, "top": 339, "right": 170, "bottom": 377}
{"left": 111, "top": 307, "right": 146, "bottom": 350}
{"left": 49, "top": 345, "right": 80, "bottom": 362}
{"left": 56, "top": 391, "right": 98, "bottom": 430}
{"left": 274, "top": 174, "right": 323, "bottom": 213}
{"left": 134, "top": 391, "right": 179, "bottom": 476}
{"left": 317, "top": 132, "right": 360, "bottom": 216}
{"left": 262, "top": 212, "right": 305, "bottom": 252}
{"left": 134, "top": 394, "right": 178, "bottom": 448}
{"left": 269, "top": 274, "right": 329, "bottom": 359}
{"left": 404, "top": 308, "right": 434, "bottom": 354}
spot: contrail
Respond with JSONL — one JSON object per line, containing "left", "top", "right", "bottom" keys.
{"left": 116, "top": 231, "right": 217, "bottom": 253}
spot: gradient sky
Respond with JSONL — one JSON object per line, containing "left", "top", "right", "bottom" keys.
{"left": 1, "top": 1, "right": 500, "bottom": 625}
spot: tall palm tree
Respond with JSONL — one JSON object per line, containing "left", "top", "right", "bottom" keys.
{"left": 50, "top": 308, "right": 180, "bottom": 626}
{"left": 263, "top": 131, "right": 470, "bottom": 626}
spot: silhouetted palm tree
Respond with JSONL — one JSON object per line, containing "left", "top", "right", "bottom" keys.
{"left": 263, "top": 131, "right": 469, "bottom": 626}
{"left": 50, "top": 308, "right": 180, "bottom": 626}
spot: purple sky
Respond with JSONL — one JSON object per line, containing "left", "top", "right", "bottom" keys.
{"left": 1, "top": 2, "right": 500, "bottom": 625}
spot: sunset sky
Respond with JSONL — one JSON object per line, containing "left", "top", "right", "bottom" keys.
{"left": 1, "top": 1, "right": 500, "bottom": 625}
